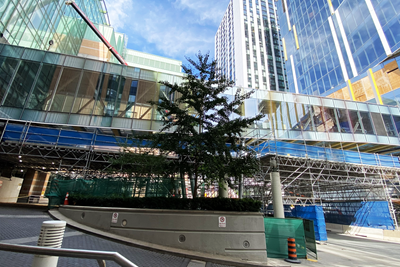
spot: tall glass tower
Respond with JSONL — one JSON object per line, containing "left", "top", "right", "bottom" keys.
{"left": 215, "top": 0, "right": 287, "bottom": 91}
{"left": 276, "top": 0, "right": 400, "bottom": 100}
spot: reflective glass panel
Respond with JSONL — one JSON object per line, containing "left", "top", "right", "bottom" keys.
{"left": 371, "top": 112, "right": 386, "bottom": 136}
{"left": 26, "top": 64, "right": 61, "bottom": 111}
{"left": 382, "top": 114, "right": 397, "bottom": 137}
{"left": 115, "top": 78, "right": 137, "bottom": 118}
{"left": 336, "top": 109, "right": 351, "bottom": 133}
{"left": 313, "top": 106, "right": 326, "bottom": 132}
{"left": 297, "top": 103, "right": 315, "bottom": 132}
{"left": 0, "top": 56, "right": 18, "bottom": 102}
{"left": 349, "top": 110, "right": 363, "bottom": 134}
{"left": 392, "top": 115, "right": 400, "bottom": 134}
{"left": 93, "top": 74, "right": 125, "bottom": 116}
{"left": 50, "top": 68, "right": 81, "bottom": 112}
{"left": 71, "top": 70, "right": 101, "bottom": 115}
{"left": 322, "top": 107, "right": 339, "bottom": 133}
{"left": 4, "top": 61, "right": 40, "bottom": 108}
{"left": 359, "top": 111, "right": 375, "bottom": 135}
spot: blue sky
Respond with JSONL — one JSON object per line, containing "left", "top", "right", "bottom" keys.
{"left": 104, "top": 0, "right": 230, "bottom": 63}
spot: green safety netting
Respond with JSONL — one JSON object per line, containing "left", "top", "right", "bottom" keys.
{"left": 264, "top": 217, "right": 307, "bottom": 259}
{"left": 45, "top": 175, "right": 187, "bottom": 207}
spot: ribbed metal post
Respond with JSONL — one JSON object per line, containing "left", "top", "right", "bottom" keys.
{"left": 270, "top": 158, "right": 284, "bottom": 218}
{"left": 32, "top": 221, "right": 66, "bottom": 267}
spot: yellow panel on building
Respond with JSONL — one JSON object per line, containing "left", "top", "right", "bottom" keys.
{"left": 352, "top": 79, "right": 368, "bottom": 102}
{"left": 374, "top": 69, "right": 393, "bottom": 95}
{"left": 385, "top": 61, "right": 400, "bottom": 91}
{"left": 327, "top": 86, "right": 351, "bottom": 101}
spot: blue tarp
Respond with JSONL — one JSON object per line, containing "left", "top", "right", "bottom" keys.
{"left": 323, "top": 201, "right": 395, "bottom": 230}
{"left": 2, "top": 123, "right": 400, "bottom": 168}
{"left": 294, "top": 205, "right": 328, "bottom": 241}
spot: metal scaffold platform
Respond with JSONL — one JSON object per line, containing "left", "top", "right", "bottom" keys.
{"left": 242, "top": 152, "right": 400, "bottom": 228}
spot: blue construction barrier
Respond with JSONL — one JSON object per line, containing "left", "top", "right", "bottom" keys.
{"left": 254, "top": 140, "right": 400, "bottom": 168}
{"left": 293, "top": 205, "right": 328, "bottom": 241}
{"left": 2, "top": 123, "right": 400, "bottom": 168}
{"left": 323, "top": 201, "right": 395, "bottom": 230}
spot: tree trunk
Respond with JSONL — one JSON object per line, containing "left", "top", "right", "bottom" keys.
{"left": 193, "top": 164, "right": 199, "bottom": 198}
{"left": 219, "top": 178, "right": 229, "bottom": 198}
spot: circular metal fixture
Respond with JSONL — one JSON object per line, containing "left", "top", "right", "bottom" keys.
{"left": 121, "top": 219, "right": 127, "bottom": 226}
{"left": 178, "top": 235, "right": 186, "bottom": 243}
{"left": 243, "top": 240, "right": 250, "bottom": 248}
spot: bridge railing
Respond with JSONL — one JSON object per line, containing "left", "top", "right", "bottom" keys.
{"left": 0, "top": 243, "right": 138, "bottom": 267}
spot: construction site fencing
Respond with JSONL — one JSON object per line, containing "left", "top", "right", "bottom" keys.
{"left": 294, "top": 205, "right": 327, "bottom": 241}
{"left": 264, "top": 217, "right": 307, "bottom": 259}
{"left": 323, "top": 201, "right": 395, "bottom": 230}
{"left": 45, "top": 176, "right": 187, "bottom": 207}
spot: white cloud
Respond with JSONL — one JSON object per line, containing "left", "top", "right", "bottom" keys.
{"left": 104, "top": 0, "right": 133, "bottom": 30}
{"left": 104, "top": 0, "right": 229, "bottom": 61}
{"left": 174, "top": 0, "right": 229, "bottom": 26}
{"left": 130, "top": 6, "right": 215, "bottom": 59}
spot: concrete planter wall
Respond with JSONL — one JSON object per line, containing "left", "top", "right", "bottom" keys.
{"left": 59, "top": 206, "right": 267, "bottom": 262}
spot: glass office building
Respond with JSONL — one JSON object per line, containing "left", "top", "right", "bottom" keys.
{"left": 0, "top": 44, "right": 183, "bottom": 130}
{"left": 276, "top": 0, "right": 400, "bottom": 99}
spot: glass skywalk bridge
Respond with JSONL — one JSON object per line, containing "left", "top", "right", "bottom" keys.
{"left": 0, "top": 44, "right": 400, "bottom": 171}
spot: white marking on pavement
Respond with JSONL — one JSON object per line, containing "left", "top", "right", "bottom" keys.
{"left": 0, "top": 215, "right": 50, "bottom": 218}
{"left": 0, "top": 231, "right": 84, "bottom": 244}
{"left": 187, "top": 260, "right": 206, "bottom": 267}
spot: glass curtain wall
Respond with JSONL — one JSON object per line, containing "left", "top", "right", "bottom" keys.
{"left": 1, "top": 44, "right": 400, "bottom": 146}
{"left": 0, "top": 44, "right": 182, "bottom": 131}
{"left": 238, "top": 89, "right": 400, "bottom": 146}
{"left": 0, "top": 0, "right": 108, "bottom": 56}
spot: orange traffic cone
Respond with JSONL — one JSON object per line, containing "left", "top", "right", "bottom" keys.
{"left": 285, "top": 237, "right": 301, "bottom": 264}
{"left": 64, "top": 192, "right": 69, "bottom": 205}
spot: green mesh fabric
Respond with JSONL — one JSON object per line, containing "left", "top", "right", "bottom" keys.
{"left": 264, "top": 217, "right": 307, "bottom": 259}
{"left": 45, "top": 175, "right": 186, "bottom": 207}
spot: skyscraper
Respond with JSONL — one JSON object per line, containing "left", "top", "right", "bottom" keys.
{"left": 276, "top": 0, "right": 400, "bottom": 103}
{"left": 215, "top": 0, "right": 287, "bottom": 91}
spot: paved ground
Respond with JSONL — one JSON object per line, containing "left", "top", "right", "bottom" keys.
{"left": 309, "top": 232, "right": 400, "bottom": 267}
{"left": 0, "top": 206, "right": 235, "bottom": 267}
{"left": 2, "top": 205, "right": 400, "bottom": 267}
{"left": 292, "top": 232, "right": 400, "bottom": 267}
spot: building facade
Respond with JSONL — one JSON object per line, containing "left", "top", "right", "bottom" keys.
{"left": 215, "top": 0, "right": 287, "bottom": 91}
{"left": 0, "top": 0, "right": 399, "bottom": 229}
{"left": 0, "top": 0, "right": 109, "bottom": 55}
{"left": 0, "top": 0, "right": 183, "bottom": 202}
{"left": 276, "top": 0, "right": 400, "bottom": 102}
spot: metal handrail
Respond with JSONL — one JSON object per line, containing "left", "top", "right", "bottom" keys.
{"left": 0, "top": 243, "right": 138, "bottom": 267}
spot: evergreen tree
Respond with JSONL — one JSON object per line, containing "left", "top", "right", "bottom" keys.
{"left": 150, "top": 52, "right": 263, "bottom": 197}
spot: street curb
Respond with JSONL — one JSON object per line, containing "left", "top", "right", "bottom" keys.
{"left": 48, "top": 209, "right": 288, "bottom": 267}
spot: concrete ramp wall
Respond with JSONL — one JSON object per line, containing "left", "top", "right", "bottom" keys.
{"left": 59, "top": 206, "right": 268, "bottom": 262}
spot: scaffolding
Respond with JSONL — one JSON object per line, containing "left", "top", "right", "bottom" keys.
{"left": 1, "top": 119, "right": 400, "bottom": 226}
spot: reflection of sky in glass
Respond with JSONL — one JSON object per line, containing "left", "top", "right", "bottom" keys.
{"left": 276, "top": 0, "right": 400, "bottom": 97}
